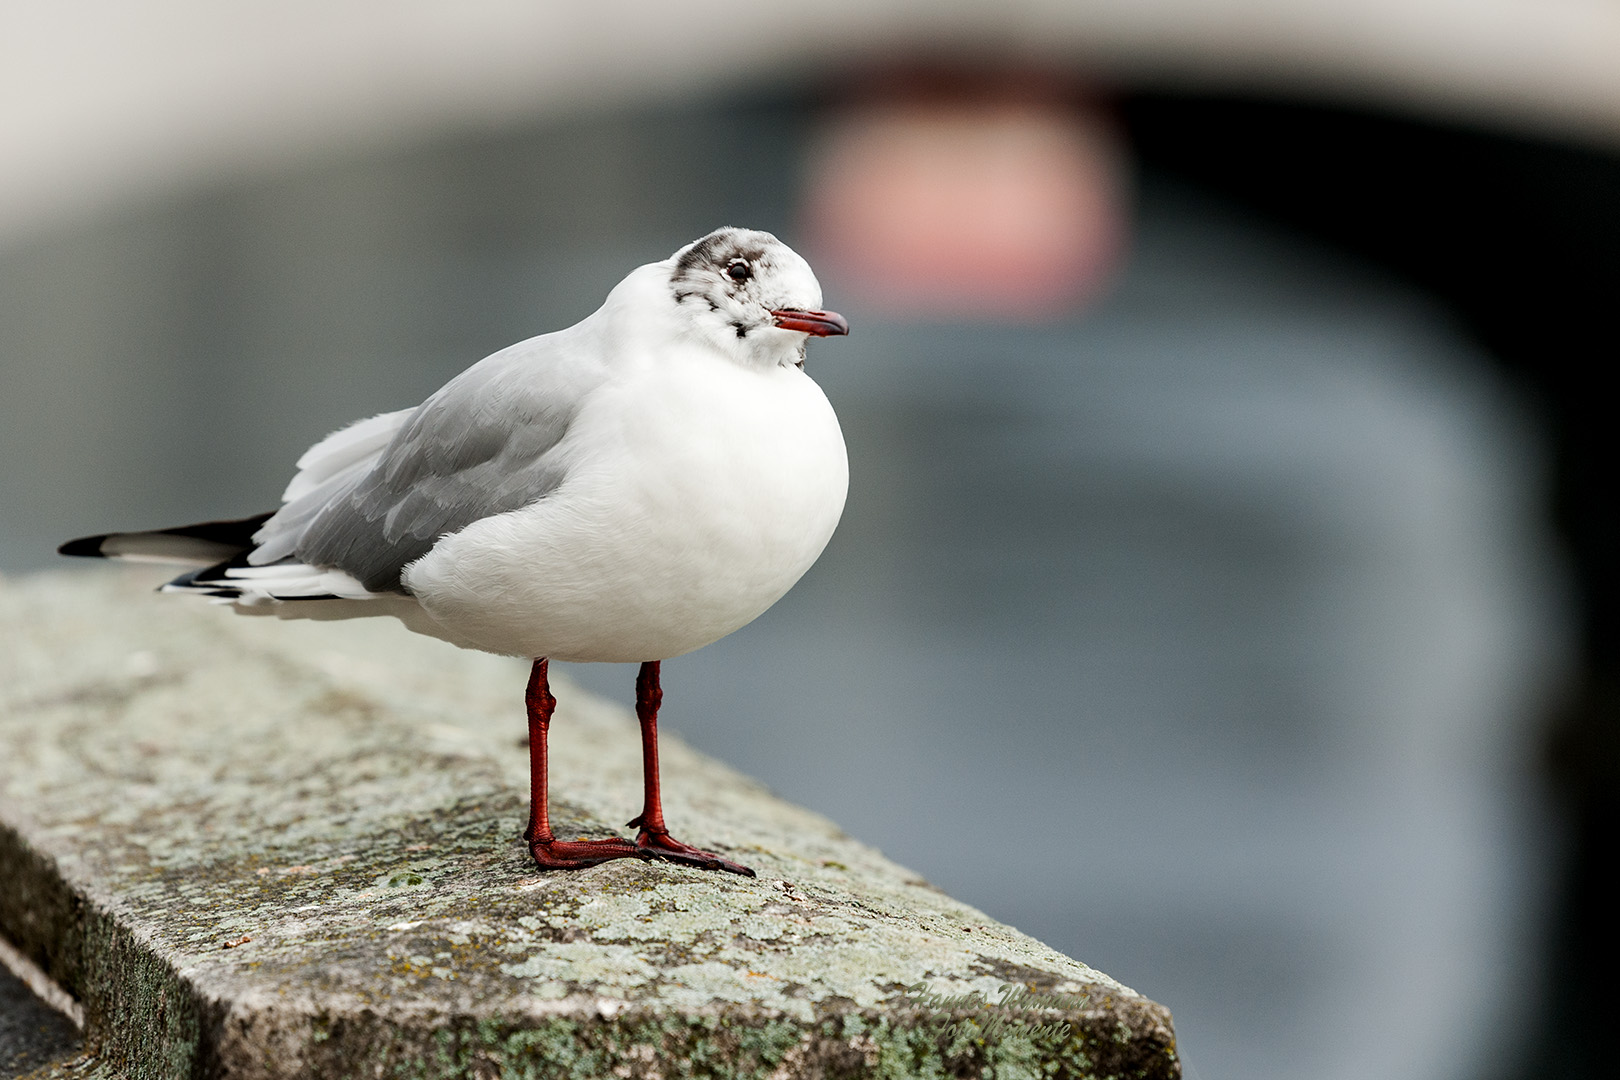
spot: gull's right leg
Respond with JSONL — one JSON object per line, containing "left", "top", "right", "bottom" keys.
{"left": 625, "top": 660, "right": 755, "bottom": 877}
{"left": 524, "top": 658, "right": 648, "bottom": 870}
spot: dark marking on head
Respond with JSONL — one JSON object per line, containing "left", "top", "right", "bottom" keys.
{"left": 732, "top": 322, "right": 749, "bottom": 339}
{"left": 674, "top": 233, "right": 728, "bottom": 277}
{"left": 671, "top": 228, "right": 776, "bottom": 291}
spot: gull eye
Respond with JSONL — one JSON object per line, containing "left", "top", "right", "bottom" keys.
{"left": 726, "top": 259, "right": 752, "bottom": 282}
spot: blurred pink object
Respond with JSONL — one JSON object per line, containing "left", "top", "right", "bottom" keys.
{"left": 803, "top": 75, "right": 1129, "bottom": 320}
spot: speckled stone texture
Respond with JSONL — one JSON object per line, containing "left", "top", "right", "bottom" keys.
{"left": 0, "top": 569, "right": 1178, "bottom": 1080}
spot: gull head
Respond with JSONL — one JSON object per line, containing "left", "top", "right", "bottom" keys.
{"left": 665, "top": 227, "right": 848, "bottom": 368}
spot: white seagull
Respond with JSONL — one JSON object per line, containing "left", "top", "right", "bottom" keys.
{"left": 61, "top": 227, "right": 851, "bottom": 878}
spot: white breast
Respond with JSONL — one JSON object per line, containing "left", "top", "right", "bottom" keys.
{"left": 402, "top": 352, "right": 849, "bottom": 662}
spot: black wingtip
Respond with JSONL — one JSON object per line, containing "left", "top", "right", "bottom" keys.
{"left": 58, "top": 513, "right": 276, "bottom": 562}
{"left": 58, "top": 534, "right": 110, "bottom": 558}
{"left": 163, "top": 512, "right": 275, "bottom": 546}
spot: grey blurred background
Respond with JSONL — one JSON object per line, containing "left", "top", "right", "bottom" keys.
{"left": 5, "top": 4, "right": 1619, "bottom": 1080}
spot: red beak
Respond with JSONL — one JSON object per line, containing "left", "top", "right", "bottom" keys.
{"left": 770, "top": 308, "right": 850, "bottom": 337}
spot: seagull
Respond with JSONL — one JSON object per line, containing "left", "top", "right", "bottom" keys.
{"left": 60, "top": 227, "right": 850, "bottom": 878}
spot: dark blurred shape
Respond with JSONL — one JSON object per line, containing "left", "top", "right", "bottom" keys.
{"left": 1124, "top": 93, "right": 1620, "bottom": 1080}
{"left": 0, "top": 964, "right": 81, "bottom": 1078}
{"left": 802, "top": 69, "right": 1127, "bottom": 319}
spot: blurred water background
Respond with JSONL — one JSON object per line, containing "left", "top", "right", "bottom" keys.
{"left": 1, "top": 93, "right": 1579, "bottom": 1080}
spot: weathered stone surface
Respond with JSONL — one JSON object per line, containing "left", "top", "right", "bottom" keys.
{"left": 0, "top": 569, "right": 1178, "bottom": 1079}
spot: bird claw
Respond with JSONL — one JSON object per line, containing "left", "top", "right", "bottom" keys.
{"left": 635, "top": 829, "right": 756, "bottom": 877}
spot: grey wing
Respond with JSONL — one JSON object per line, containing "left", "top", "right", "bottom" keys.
{"left": 264, "top": 340, "right": 601, "bottom": 593}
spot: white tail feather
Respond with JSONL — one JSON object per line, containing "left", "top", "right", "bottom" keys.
{"left": 227, "top": 563, "right": 377, "bottom": 601}
{"left": 163, "top": 561, "right": 381, "bottom": 603}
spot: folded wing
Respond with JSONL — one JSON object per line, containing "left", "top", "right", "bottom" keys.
{"left": 255, "top": 336, "right": 602, "bottom": 594}
{"left": 62, "top": 333, "right": 605, "bottom": 605}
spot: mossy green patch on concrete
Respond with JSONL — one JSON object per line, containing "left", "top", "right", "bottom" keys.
{"left": 1, "top": 569, "right": 1178, "bottom": 1078}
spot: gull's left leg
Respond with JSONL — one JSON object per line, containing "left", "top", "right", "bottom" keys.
{"left": 525, "top": 658, "right": 648, "bottom": 870}
{"left": 626, "top": 661, "right": 756, "bottom": 877}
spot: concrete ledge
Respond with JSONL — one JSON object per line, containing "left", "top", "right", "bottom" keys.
{"left": 0, "top": 569, "right": 1178, "bottom": 1079}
